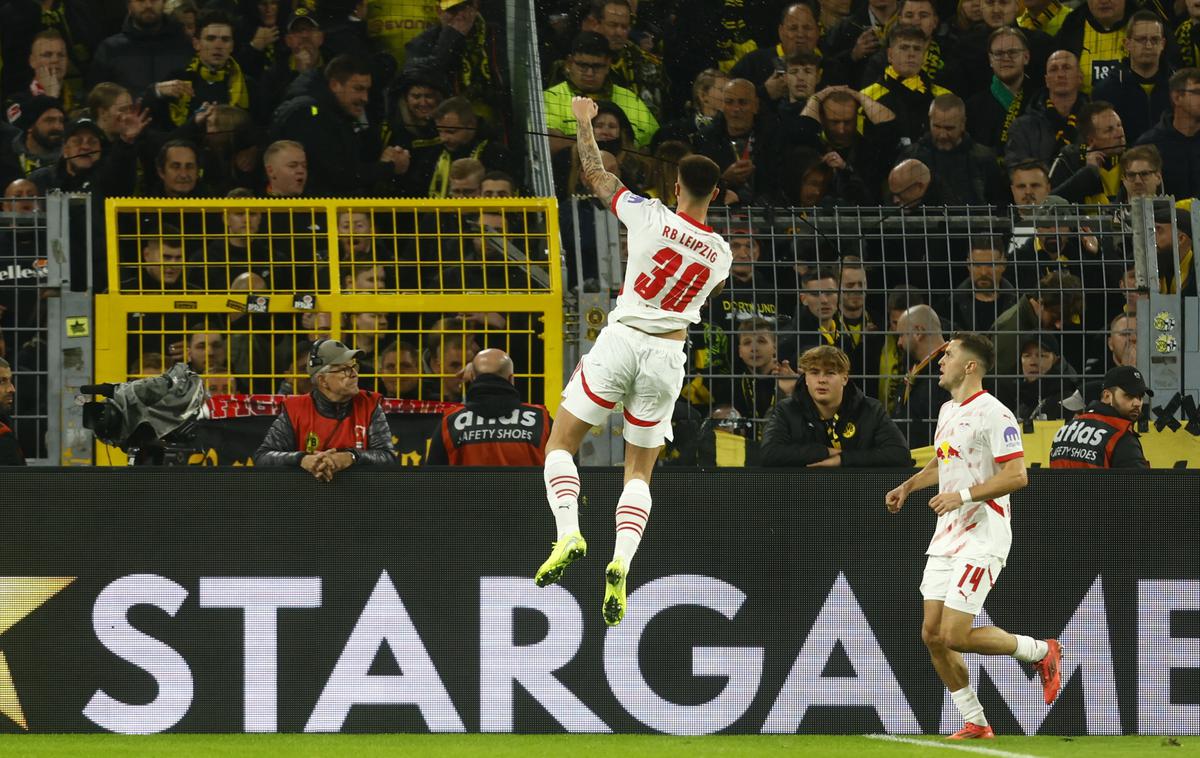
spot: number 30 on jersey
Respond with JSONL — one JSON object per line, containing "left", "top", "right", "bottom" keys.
{"left": 632, "top": 247, "right": 711, "bottom": 313}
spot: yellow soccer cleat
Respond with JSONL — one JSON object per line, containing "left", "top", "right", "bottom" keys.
{"left": 602, "top": 558, "right": 627, "bottom": 626}
{"left": 534, "top": 531, "right": 587, "bottom": 587}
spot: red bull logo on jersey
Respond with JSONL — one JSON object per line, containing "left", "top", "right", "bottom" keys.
{"left": 936, "top": 441, "right": 962, "bottom": 463}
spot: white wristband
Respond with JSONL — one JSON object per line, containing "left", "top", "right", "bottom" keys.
{"left": 958, "top": 488, "right": 973, "bottom": 504}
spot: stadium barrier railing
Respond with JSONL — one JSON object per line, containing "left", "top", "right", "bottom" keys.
{"left": 94, "top": 196, "right": 565, "bottom": 465}
{"left": 564, "top": 197, "right": 1199, "bottom": 465}
{"left": 0, "top": 192, "right": 94, "bottom": 465}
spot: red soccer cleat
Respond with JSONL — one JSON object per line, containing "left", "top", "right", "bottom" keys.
{"left": 1033, "top": 638, "right": 1063, "bottom": 705}
{"left": 948, "top": 722, "right": 996, "bottom": 740}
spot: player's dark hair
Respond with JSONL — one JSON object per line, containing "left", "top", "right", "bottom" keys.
{"left": 951, "top": 331, "right": 995, "bottom": 374}
{"left": 676, "top": 154, "right": 720, "bottom": 200}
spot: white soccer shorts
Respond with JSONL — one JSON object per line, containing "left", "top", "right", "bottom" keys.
{"left": 920, "top": 554, "right": 1004, "bottom": 615}
{"left": 560, "top": 321, "right": 686, "bottom": 448}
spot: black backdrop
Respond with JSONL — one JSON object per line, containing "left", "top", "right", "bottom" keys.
{"left": 2, "top": 469, "right": 1196, "bottom": 735}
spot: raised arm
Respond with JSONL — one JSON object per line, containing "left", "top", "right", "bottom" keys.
{"left": 572, "top": 96, "right": 627, "bottom": 206}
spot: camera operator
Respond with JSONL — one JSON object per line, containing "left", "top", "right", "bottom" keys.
{"left": 254, "top": 339, "right": 395, "bottom": 479}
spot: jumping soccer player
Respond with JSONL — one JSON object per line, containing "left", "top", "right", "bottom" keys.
{"left": 536, "top": 95, "right": 731, "bottom": 626}
{"left": 885, "top": 332, "right": 1062, "bottom": 739}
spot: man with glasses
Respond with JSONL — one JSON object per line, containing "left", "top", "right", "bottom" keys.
{"left": 1119, "top": 144, "right": 1163, "bottom": 198}
{"left": 1094, "top": 11, "right": 1171, "bottom": 143}
{"left": 543, "top": 31, "right": 658, "bottom": 152}
{"left": 254, "top": 339, "right": 395, "bottom": 478}
{"left": 966, "top": 27, "right": 1036, "bottom": 152}
{"left": 1135, "top": 67, "right": 1200, "bottom": 198}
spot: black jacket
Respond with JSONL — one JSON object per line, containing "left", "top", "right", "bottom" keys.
{"left": 941, "top": 277, "right": 1018, "bottom": 333}
{"left": 1005, "top": 92, "right": 1088, "bottom": 166}
{"left": 901, "top": 133, "right": 1005, "bottom": 206}
{"left": 1092, "top": 62, "right": 1171, "bottom": 146}
{"left": 271, "top": 72, "right": 392, "bottom": 196}
{"left": 253, "top": 390, "right": 396, "bottom": 467}
{"left": 693, "top": 112, "right": 781, "bottom": 205}
{"left": 88, "top": 16, "right": 194, "bottom": 94}
{"left": 0, "top": 0, "right": 103, "bottom": 99}
{"left": 426, "top": 374, "right": 551, "bottom": 466}
{"left": 1135, "top": 112, "right": 1200, "bottom": 200}
{"left": 760, "top": 381, "right": 911, "bottom": 467}
{"left": 0, "top": 415, "right": 25, "bottom": 466}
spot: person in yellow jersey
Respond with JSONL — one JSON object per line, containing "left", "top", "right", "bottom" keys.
{"left": 1017, "top": 0, "right": 1073, "bottom": 36}
{"left": 1055, "top": 0, "right": 1135, "bottom": 94}
{"left": 403, "top": 0, "right": 508, "bottom": 133}
{"left": 366, "top": 0, "right": 438, "bottom": 69}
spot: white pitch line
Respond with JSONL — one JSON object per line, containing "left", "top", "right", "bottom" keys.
{"left": 865, "top": 733, "right": 1043, "bottom": 758}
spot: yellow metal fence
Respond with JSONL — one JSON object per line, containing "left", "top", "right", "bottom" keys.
{"left": 95, "top": 197, "right": 564, "bottom": 462}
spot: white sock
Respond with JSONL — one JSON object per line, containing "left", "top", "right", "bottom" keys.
{"left": 950, "top": 686, "right": 988, "bottom": 727}
{"left": 613, "top": 478, "right": 652, "bottom": 568}
{"left": 544, "top": 449, "right": 580, "bottom": 539}
{"left": 1012, "top": 635, "right": 1049, "bottom": 663}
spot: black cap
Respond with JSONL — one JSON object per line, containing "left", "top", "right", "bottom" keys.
{"left": 6, "top": 95, "right": 64, "bottom": 132}
{"left": 1102, "top": 365, "right": 1153, "bottom": 397}
{"left": 1153, "top": 203, "right": 1191, "bottom": 239}
{"left": 64, "top": 117, "right": 104, "bottom": 141}
{"left": 1019, "top": 332, "right": 1060, "bottom": 356}
{"left": 287, "top": 7, "right": 320, "bottom": 30}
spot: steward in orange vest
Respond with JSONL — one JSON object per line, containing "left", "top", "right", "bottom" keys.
{"left": 254, "top": 339, "right": 395, "bottom": 478}
{"left": 427, "top": 348, "right": 550, "bottom": 466}
{"left": 1049, "top": 366, "right": 1149, "bottom": 468}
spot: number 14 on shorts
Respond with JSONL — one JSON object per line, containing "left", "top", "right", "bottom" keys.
{"left": 958, "top": 563, "right": 991, "bottom": 593}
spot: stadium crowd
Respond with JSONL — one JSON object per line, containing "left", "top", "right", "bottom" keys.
{"left": 0, "top": 0, "right": 1195, "bottom": 463}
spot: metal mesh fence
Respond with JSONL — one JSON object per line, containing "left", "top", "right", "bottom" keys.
{"left": 566, "top": 199, "right": 1170, "bottom": 452}
{"left": 95, "top": 199, "right": 564, "bottom": 444}
{"left": 1, "top": 197, "right": 52, "bottom": 461}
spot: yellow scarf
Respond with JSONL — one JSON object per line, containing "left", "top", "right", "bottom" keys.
{"left": 428, "top": 140, "right": 488, "bottom": 198}
{"left": 169, "top": 57, "right": 250, "bottom": 126}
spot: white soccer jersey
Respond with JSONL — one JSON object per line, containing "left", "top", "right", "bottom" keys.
{"left": 926, "top": 390, "right": 1025, "bottom": 565}
{"left": 606, "top": 187, "right": 733, "bottom": 332}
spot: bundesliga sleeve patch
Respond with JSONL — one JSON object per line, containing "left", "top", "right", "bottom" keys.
{"left": 1002, "top": 425, "right": 1021, "bottom": 450}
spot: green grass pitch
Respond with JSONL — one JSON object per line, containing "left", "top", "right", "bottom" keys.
{"left": 0, "top": 734, "right": 1193, "bottom": 757}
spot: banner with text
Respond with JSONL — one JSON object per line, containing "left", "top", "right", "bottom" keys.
{"left": 2, "top": 469, "right": 1196, "bottom": 735}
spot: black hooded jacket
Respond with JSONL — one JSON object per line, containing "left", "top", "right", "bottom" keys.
{"left": 760, "top": 380, "right": 911, "bottom": 467}
{"left": 88, "top": 15, "right": 193, "bottom": 94}
{"left": 426, "top": 374, "right": 551, "bottom": 466}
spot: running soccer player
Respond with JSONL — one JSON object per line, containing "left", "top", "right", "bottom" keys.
{"left": 536, "top": 96, "right": 731, "bottom": 626}
{"left": 884, "top": 332, "right": 1062, "bottom": 739}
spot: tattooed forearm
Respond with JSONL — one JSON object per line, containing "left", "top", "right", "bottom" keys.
{"left": 577, "top": 116, "right": 622, "bottom": 201}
